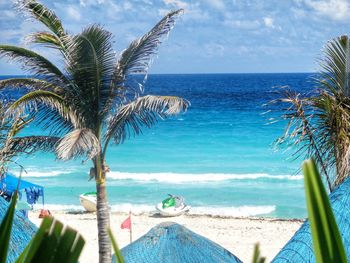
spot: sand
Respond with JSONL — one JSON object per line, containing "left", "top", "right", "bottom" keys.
{"left": 28, "top": 211, "right": 303, "bottom": 263}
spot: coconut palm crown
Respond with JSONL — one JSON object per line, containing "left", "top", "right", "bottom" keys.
{"left": 271, "top": 35, "right": 350, "bottom": 192}
{"left": 0, "top": 1, "right": 189, "bottom": 262}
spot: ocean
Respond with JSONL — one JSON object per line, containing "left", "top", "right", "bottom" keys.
{"left": 2, "top": 73, "right": 314, "bottom": 219}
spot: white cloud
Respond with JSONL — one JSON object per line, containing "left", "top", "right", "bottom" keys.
{"left": 80, "top": 0, "right": 105, "bottom": 7}
{"left": 141, "top": 0, "right": 153, "bottom": 5}
{"left": 163, "top": 0, "right": 188, "bottom": 9}
{"left": 67, "top": 6, "right": 82, "bottom": 21}
{"left": 302, "top": 0, "right": 350, "bottom": 21}
{"left": 205, "top": 0, "right": 226, "bottom": 11}
{"left": 263, "top": 17, "right": 274, "bottom": 28}
{"left": 184, "top": 3, "right": 211, "bottom": 21}
{"left": 204, "top": 43, "right": 225, "bottom": 57}
{"left": 123, "top": 2, "right": 133, "bottom": 10}
{"left": 224, "top": 19, "right": 260, "bottom": 30}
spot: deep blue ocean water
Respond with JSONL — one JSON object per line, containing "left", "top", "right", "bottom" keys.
{"left": 1, "top": 73, "right": 315, "bottom": 218}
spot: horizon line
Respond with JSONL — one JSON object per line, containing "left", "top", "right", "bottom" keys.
{"left": 0, "top": 72, "right": 316, "bottom": 77}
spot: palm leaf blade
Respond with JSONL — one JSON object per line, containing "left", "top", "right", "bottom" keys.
{"left": 0, "top": 191, "right": 18, "bottom": 263}
{"left": 114, "top": 9, "right": 183, "bottom": 93}
{"left": 106, "top": 95, "right": 189, "bottom": 145}
{"left": 17, "top": 0, "right": 65, "bottom": 38}
{"left": 0, "top": 45, "right": 67, "bottom": 84}
{"left": 56, "top": 128, "right": 100, "bottom": 160}
{"left": 302, "top": 159, "right": 347, "bottom": 263}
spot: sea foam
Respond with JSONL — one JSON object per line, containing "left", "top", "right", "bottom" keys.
{"left": 11, "top": 169, "right": 302, "bottom": 182}
{"left": 17, "top": 170, "right": 73, "bottom": 178}
{"left": 107, "top": 171, "right": 302, "bottom": 183}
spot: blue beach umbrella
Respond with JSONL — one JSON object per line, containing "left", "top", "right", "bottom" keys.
{"left": 0, "top": 197, "right": 37, "bottom": 263}
{"left": 272, "top": 177, "right": 350, "bottom": 262}
{"left": 120, "top": 222, "right": 242, "bottom": 263}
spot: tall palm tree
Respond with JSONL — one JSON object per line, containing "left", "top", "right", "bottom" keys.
{"left": 0, "top": 1, "right": 189, "bottom": 262}
{"left": 272, "top": 35, "right": 350, "bottom": 192}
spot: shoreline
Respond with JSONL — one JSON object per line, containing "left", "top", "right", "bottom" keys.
{"left": 29, "top": 210, "right": 303, "bottom": 263}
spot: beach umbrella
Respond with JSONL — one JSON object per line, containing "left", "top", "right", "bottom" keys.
{"left": 119, "top": 222, "right": 242, "bottom": 263}
{"left": 272, "top": 176, "right": 350, "bottom": 262}
{"left": 0, "top": 196, "right": 37, "bottom": 262}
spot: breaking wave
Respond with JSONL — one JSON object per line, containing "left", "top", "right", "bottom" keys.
{"left": 108, "top": 171, "right": 302, "bottom": 183}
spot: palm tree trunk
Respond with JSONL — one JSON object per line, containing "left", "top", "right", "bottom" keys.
{"left": 95, "top": 161, "right": 111, "bottom": 263}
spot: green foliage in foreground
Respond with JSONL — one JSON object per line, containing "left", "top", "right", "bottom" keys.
{"left": 303, "top": 159, "right": 347, "bottom": 263}
{"left": 251, "top": 243, "right": 265, "bottom": 263}
{"left": 0, "top": 191, "right": 18, "bottom": 263}
{"left": 0, "top": 195, "right": 85, "bottom": 263}
{"left": 108, "top": 228, "right": 125, "bottom": 263}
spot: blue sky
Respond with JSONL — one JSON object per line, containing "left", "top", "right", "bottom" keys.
{"left": 0, "top": 0, "right": 350, "bottom": 74}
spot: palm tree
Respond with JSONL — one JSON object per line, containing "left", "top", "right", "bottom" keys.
{"left": 0, "top": 1, "right": 189, "bottom": 262}
{"left": 272, "top": 35, "right": 350, "bottom": 192}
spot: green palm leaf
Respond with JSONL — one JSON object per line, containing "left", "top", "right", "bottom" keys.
{"left": 114, "top": 9, "right": 183, "bottom": 92}
{"left": 108, "top": 228, "right": 125, "bottom": 263}
{"left": 0, "top": 78, "right": 64, "bottom": 94}
{"left": 0, "top": 45, "right": 67, "bottom": 84}
{"left": 0, "top": 191, "right": 18, "bottom": 263}
{"left": 317, "top": 35, "right": 350, "bottom": 95}
{"left": 8, "top": 90, "right": 80, "bottom": 129}
{"left": 16, "top": 217, "right": 85, "bottom": 263}
{"left": 5, "top": 136, "right": 60, "bottom": 154}
{"left": 25, "top": 31, "right": 63, "bottom": 50}
{"left": 302, "top": 159, "right": 347, "bottom": 263}
{"left": 17, "top": 0, "right": 66, "bottom": 38}
{"left": 251, "top": 243, "right": 265, "bottom": 263}
{"left": 105, "top": 95, "right": 189, "bottom": 146}
{"left": 65, "top": 25, "right": 116, "bottom": 123}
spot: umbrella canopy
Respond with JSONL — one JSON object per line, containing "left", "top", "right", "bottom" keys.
{"left": 1, "top": 173, "right": 44, "bottom": 206}
{"left": 120, "top": 222, "right": 242, "bottom": 263}
{"left": 272, "top": 177, "right": 350, "bottom": 262}
{"left": 0, "top": 196, "right": 37, "bottom": 263}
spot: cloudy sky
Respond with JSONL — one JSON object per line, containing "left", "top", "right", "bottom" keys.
{"left": 0, "top": 0, "right": 350, "bottom": 74}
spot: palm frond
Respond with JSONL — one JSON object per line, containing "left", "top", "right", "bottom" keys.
{"left": 316, "top": 35, "right": 350, "bottom": 96}
{"left": 271, "top": 35, "right": 350, "bottom": 190}
{"left": 105, "top": 95, "right": 189, "bottom": 146}
{"left": 56, "top": 128, "right": 100, "bottom": 160}
{"left": 0, "top": 45, "right": 67, "bottom": 84}
{"left": 313, "top": 92, "right": 350, "bottom": 186}
{"left": 17, "top": 0, "right": 71, "bottom": 53}
{"left": 8, "top": 90, "right": 81, "bottom": 130}
{"left": 16, "top": 0, "right": 66, "bottom": 38}
{"left": 3, "top": 136, "right": 60, "bottom": 155}
{"left": 113, "top": 9, "right": 183, "bottom": 93}
{"left": 32, "top": 104, "right": 76, "bottom": 136}
{"left": 0, "top": 78, "right": 64, "bottom": 94}
{"left": 25, "top": 31, "right": 64, "bottom": 50}
{"left": 270, "top": 87, "right": 333, "bottom": 191}
{"left": 65, "top": 25, "right": 116, "bottom": 125}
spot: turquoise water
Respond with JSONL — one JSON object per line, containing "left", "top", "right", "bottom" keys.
{"left": 2, "top": 73, "right": 313, "bottom": 218}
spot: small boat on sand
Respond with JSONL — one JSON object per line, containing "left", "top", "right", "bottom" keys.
{"left": 156, "top": 194, "right": 190, "bottom": 217}
{"left": 79, "top": 192, "right": 97, "bottom": 212}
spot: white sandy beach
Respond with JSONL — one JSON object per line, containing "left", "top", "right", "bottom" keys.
{"left": 29, "top": 211, "right": 303, "bottom": 263}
